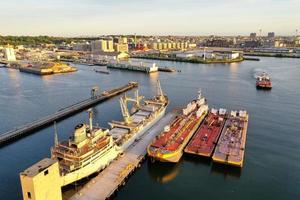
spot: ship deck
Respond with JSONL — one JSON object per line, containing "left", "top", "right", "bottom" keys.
{"left": 184, "top": 112, "right": 226, "bottom": 157}
{"left": 69, "top": 111, "right": 177, "bottom": 200}
{"left": 149, "top": 112, "right": 201, "bottom": 152}
{"left": 212, "top": 114, "right": 248, "bottom": 167}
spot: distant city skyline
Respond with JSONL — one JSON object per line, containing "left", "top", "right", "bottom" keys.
{"left": 1, "top": 0, "right": 299, "bottom": 37}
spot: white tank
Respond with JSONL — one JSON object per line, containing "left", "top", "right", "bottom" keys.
{"left": 211, "top": 108, "right": 218, "bottom": 115}
{"left": 164, "top": 125, "right": 170, "bottom": 132}
{"left": 196, "top": 105, "right": 208, "bottom": 118}
{"left": 183, "top": 108, "right": 189, "bottom": 116}
{"left": 219, "top": 108, "right": 226, "bottom": 115}
{"left": 231, "top": 111, "right": 237, "bottom": 117}
{"left": 197, "top": 98, "right": 205, "bottom": 106}
{"left": 191, "top": 102, "right": 196, "bottom": 111}
{"left": 239, "top": 110, "right": 247, "bottom": 117}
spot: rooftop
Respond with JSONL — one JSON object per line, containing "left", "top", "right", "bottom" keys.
{"left": 20, "top": 158, "right": 57, "bottom": 177}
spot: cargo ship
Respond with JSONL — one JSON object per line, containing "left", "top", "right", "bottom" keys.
{"left": 184, "top": 108, "right": 227, "bottom": 157}
{"left": 20, "top": 81, "right": 168, "bottom": 189}
{"left": 109, "top": 80, "right": 169, "bottom": 150}
{"left": 51, "top": 110, "right": 120, "bottom": 187}
{"left": 256, "top": 72, "right": 272, "bottom": 89}
{"left": 147, "top": 91, "right": 208, "bottom": 163}
{"left": 212, "top": 110, "right": 249, "bottom": 167}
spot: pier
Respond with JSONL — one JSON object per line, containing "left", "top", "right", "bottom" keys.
{"left": 0, "top": 82, "right": 138, "bottom": 147}
{"left": 69, "top": 111, "right": 177, "bottom": 200}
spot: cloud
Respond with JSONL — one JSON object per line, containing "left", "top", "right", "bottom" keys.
{"left": 0, "top": 0, "right": 299, "bottom": 36}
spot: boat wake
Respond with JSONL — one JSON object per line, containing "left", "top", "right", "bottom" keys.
{"left": 253, "top": 68, "right": 268, "bottom": 79}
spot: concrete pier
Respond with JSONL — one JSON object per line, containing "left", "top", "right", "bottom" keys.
{"left": 0, "top": 82, "right": 138, "bottom": 147}
{"left": 69, "top": 111, "right": 176, "bottom": 200}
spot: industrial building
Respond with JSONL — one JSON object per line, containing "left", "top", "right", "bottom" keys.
{"left": 91, "top": 39, "right": 114, "bottom": 53}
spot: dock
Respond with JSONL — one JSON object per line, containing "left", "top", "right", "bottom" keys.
{"left": 69, "top": 111, "right": 177, "bottom": 200}
{"left": 0, "top": 82, "right": 138, "bottom": 147}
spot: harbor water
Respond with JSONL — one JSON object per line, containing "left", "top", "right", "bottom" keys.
{"left": 0, "top": 57, "right": 299, "bottom": 199}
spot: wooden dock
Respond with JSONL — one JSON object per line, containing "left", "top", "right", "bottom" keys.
{"left": 69, "top": 111, "right": 176, "bottom": 200}
{"left": 0, "top": 82, "right": 138, "bottom": 147}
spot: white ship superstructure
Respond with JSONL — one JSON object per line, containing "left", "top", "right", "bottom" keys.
{"left": 51, "top": 110, "right": 120, "bottom": 186}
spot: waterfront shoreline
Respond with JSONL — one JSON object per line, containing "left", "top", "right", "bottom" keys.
{"left": 131, "top": 55, "right": 244, "bottom": 64}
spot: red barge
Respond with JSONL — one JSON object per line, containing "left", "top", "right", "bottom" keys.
{"left": 184, "top": 108, "right": 227, "bottom": 157}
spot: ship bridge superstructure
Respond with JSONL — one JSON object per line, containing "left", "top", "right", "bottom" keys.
{"left": 51, "top": 110, "right": 113, "bottom": 174}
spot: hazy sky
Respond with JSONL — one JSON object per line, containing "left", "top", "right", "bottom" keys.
{"left": 0, "top": 0, "right": 299, "bottom": 36}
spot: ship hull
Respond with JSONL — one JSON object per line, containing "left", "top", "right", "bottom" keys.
{"left": 60, "top": 146, "right": 120, "bottom": 187}
{"left": 256, "top": 84, "right": 272, "bottom": 89}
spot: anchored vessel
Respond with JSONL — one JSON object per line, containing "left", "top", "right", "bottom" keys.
{"left": 107, "top": 60, "right": 158, "bottom": 73}
{"left": 184, "top": 108, "right": 227, "bottom": 157}
{"left": 212, "top": 110, "right": 249, "bottom": 167}
{"left": 256, "top": 72, "right": 272, "bottom": 89}
{"left": 51, "top": 110, "right": 120, "bottom": 187}
{"left": 147, "top": 91, "right": 208, "bottom": 163}
{"left": 109, "top": 80, "right": 169, "bottom": 150}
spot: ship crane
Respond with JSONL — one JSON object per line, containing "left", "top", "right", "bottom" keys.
{"left": 123, "top": 90, "right": 144, "bottom": 108}
{"left": 157, "top": 80, "right": 165, "bottom": 102}
{"left": 119, "top": 96, "right": 132, "bottom": 125}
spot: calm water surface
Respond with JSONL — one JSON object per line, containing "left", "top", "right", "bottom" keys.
{"left": 0, "top": 57, "right": 299, "bottom": 200}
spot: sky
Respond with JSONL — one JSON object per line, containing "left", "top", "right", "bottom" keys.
{"left": 0, "top": 0, "right": 299, "bottom": 36}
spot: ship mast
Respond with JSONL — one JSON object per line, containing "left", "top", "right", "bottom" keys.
{"left": 87, "top": 109, "right": 93, "bottom": 130}
{"left": 197, "top": 90, "right": 202, "bottom": 100}
{"left": 54, "top": 121, "right": 58, "bottom": 146}
{"left": 157, "top": 80, "right": 165, "bottom": 102}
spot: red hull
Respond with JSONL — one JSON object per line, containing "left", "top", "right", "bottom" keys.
{"left": 184, "top": 111, "right": 226, "bottom": 157}
{"left": 256, "top": 81, "right": 272, "bottom": 89}
{"left": 150, "top": 112, "right": 200, "bottom": 152}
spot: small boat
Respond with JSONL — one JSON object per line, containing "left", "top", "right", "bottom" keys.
{"left": 256, "top": 72, "right": 272, "bottom": 89}
{"left": 94, "top": 69, "right": 110, "bottom": 74}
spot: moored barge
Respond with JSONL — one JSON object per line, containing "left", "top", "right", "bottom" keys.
{"left": 184, "top": 108, "right": 227, "bottom": 157}
{"left": 212, "top": 110, "right": 249, "bottom": 167}
{"left": 147, "top": 91, "right": 208, "bottom": 163}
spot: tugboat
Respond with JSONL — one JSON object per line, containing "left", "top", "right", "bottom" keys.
{"left": 256, "top": 72, "right": 272, "bottom": 89}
